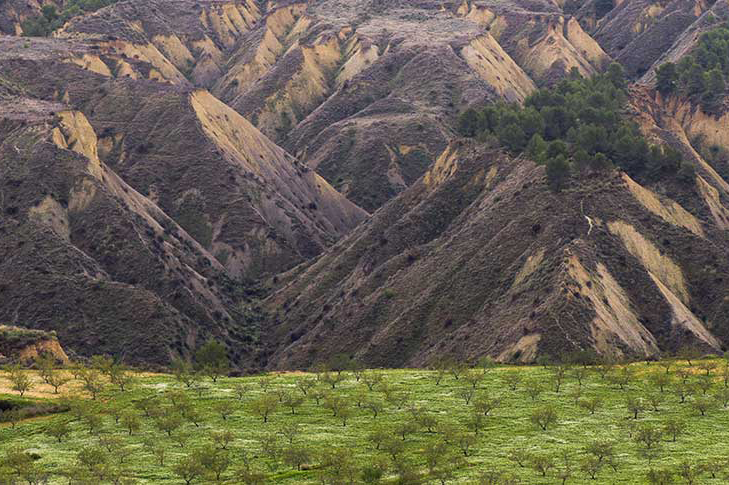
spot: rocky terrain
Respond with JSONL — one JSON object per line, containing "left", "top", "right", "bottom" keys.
{"left": 3, "top": 0, "right": 729, "bottom": 367}
{"left": 0, "top": 325, "right": 68, "bottom": 363}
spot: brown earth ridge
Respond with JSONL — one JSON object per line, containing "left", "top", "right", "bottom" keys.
{"left": 2, "top": 0, "right": 729, "bottom": 367}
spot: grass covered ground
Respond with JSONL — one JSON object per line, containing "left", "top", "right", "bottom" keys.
{"left": 2, "top": 359, "right": 729, "bottom": 483}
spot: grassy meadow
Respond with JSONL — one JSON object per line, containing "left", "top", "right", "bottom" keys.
{"left": 2, "top": 359, "right": 729, "bottom": 484}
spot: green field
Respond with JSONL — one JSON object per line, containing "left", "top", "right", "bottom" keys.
{"left": 2, "top": 359, "right": 729, "bottom": 484}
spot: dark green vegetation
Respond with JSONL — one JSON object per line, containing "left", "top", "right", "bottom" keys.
{"left": 21, "top": 1, "right": 118, "bottom": 37}
{"left": 655, "top": 23, "right": 729, "bottom": 113}
{"left": 458, "top": 66, "right": 689, "bottom": 192}
{"left": 4, "top": 355, "right": 729, "bottom": 483}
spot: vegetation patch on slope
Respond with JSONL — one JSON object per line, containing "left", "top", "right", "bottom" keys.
{"left": 21, "top": 1, "right": 119, "bottom": 37}
{"left": 458, "top": 65, "right": 692, "bottom": 191}
{"left": 655, "top": 22, "right": 729, "bottom": 113}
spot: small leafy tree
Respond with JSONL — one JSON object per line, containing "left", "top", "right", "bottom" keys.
{"left": 647, "top": 393, "right": 664, "bottom": 412}
{"left": 79, "top": 367, "right": 105, "bottom": 400}
{"left": 120, "top": 411, "right": 141, "bottom": 435}
{"left": 214, "top": 399, "right": 235, "bottom": 420}
{"left": 173, "top": 452, "right": 204, "bottom": 485}
{"left": 473, "top": 394, "right": 501, "bottom": 416}
{"left": 608, "top": 366, "right": 634, "bottom": 391}
{"left": 650, "top": 372, "right": 671, "bottom": 393}
{"left": 698, "top": 361, "right": 717, "bottom": 376}
{"left": 530, "top": 453, "right": 555, "bottom": 477}
{"left": 249, "top": 394, "right": 278, "bottom": 423}
{"left": 578, "top": 396, "right": 602, "bottom": 415}
{"left": 295, "top": 377, "right": 316, "bottom": 395}
{"left": 198, "top": 445, "right": 232, "bottom": 482}
{"left": 581, "top": 455, "right": 603, "bottom": 480}
{"left": 463, "top": 369, "right": 484, "bottom": 389}
{"left": 507, "top": 447, "right": 531, "bottom": 468}
{"left": 46, "top": 420, "right": 71, "bottom": 442}
{"left": 47, "top": 371, "right": 71, "bottom": 394}
{"left": 696, "top": 376, "right": 713, "bottom": 395}
{"left": 674, "top": 382, "right": 695, "bottom": 403}
{"left": 195, "top": 340, "right": 229, "bottom": 382}
{"left": 280, "top": 391, "right": 304, "bottom": 415}
{"left": 143, "top": 438, "right": 167, "bottom": 466}
{"left": 525, "top": 380, "right": 543, "bottom": 401}
{"left": 154, "top": 413, "right": 183, "bottom": 437}
{"left": 634, "top": 423, "right": 663, "bottom": 455}
{"left": 210, "top": 430, "right": 235, "bottom": 450}
{"left": 625, "top": 395, "right": 645, "bottom": 419}
{"left": 675, "top": 460, "right": 702, "bottom": 485}
{"left": 503, "top": 373, "right": 522, "bottom": 391}
{"left": 172, "top": 358, "right": 199, "bottom": 388}
{"left": 691, "top": 395, "right": 715, "bottom": 416}
{"left": 7, "top": 365, "right": 33, "bottom": 397}
{"left": 109, "top": 364, "right": 135, "bottom": 392}
{"left": 530, "top": 405, "right": 558, "bottom": 431}
{"left": 663, "top": 418, "right": 686, "bottom": 442}
{"left": 646, "top": 467, "right": 674, "bottom": 485}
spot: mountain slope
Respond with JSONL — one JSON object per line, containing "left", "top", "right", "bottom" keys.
{"left": 0, "top": 36, "right": 366, "bottom": 279}
{"left": 264, "top": 139, "right": 729, "bottom": 368}
{"left": 0, "top": 97, "right": 251, "bottom": 364}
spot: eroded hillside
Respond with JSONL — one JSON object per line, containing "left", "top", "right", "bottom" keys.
{"left": 0, "top": 96, "right": 251, "bottom": 364}
{"left": 50, "top": 0, "right": 616, "bottom": 211}
{"left": 265, "top": 137, "right": 729, "bottom": 368}
{"left": 0, "top": 16, "right": 365, "bottom": 364}
{"left": 4, "top": 0, "right": 729, "bottom": 367}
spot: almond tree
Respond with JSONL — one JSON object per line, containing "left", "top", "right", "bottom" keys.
{"left": 78, "top": 367, "right": 104, "bottom": 400}
{"left": 525, "top": 380, "right": 543, "bottom": 401}
{"left": 155, "top": 413, "right": 183, "bottom": 437}
{"left": 281, "top": 391, "right": 304, "bottom": 414}
{"left": 211, "top": 430, "right": 235, "bottom": 450}
{"left": 195, "top": 340, "right": 229, "bottom": 383}
{"left": 279, "top": 423, "right": 301, "bottom": 445}
{"left": 233, "top": 383, "right": 250, "bottom": 400}
{"left": 45, "top": 420, "right": 71, "bottom": 442}
{"left": 361, "top": 371, "right": 383, "bottom": 391}
{"left": 691, "top": 396, "right": 715, "bottom": 416}
{"left": 698, "top": 361, "right": 717, "bottom": 376}
{"left": 174, "top": 452, "right": 204, "bottom": 485}
{"left": 650, "top": 372, "right": 671, "bottom": 393}
{"left": 578, "top": 396, "right": 602, "bottom": 415}
{"left": 463, "top": 369, "right": 484, "bottom": 389}
{"left": 109, "top": 364, "right": 134, "bottom": 392}
{"left": 503, "top": 373, "right": 522, "bottom": 391}
{"left": 473, "top": 394, "right": 501, "bottom": 416}
{"left": 249, "top": 394, "right": 278, "bottom": 423}
{"left": 143, "top": 438, "right": 167, "bottom": 466}
{"left": 120, "top": 411, "right": 141, "bottom": 435}
{"left": 214, "top": 399, "right": 235, "bottom": 420}
{"left": 625, "top": 396, "right": 645, "bottom": 419}
{"left": 47, "top": 371, "right": 71, "bottom": 394}
{"left": 36, "top": 353, "right": 56, "bottom": 384}
{"left": 530, "top": 405, "right": 558, "bottom": 431}
{"left": 663, "top": 418, "right": 686, "bottom": 442}
{"left": 294, "top": 377, "right": 316, "bottom": 395}
{"left": 7, "top": 365, "right": 33, "bottom": 397}
{"left": 198, "top": 445, "right": 232, "bottom": 482}
{"left": 530, "top": 454, "right": 555, "bottom": 477}
{"left": 283, "top": 444, "right": 312, "bottom": 471}
{"left": 172, "top": 359, "right": 200, "bottom": 388}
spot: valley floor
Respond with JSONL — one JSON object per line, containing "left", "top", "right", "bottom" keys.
{"left": 2, "top": 362, "right": 729, "bottom": 483}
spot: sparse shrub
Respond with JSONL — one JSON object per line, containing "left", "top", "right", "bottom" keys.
{"left": 530, "top": 405, "right": 558, "bottom": 431}
{"left": 195, "top": 340, "right": 229, "bottom": 382}
{"left": 249, "top": 394, "right": 278, "bottom": 423}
